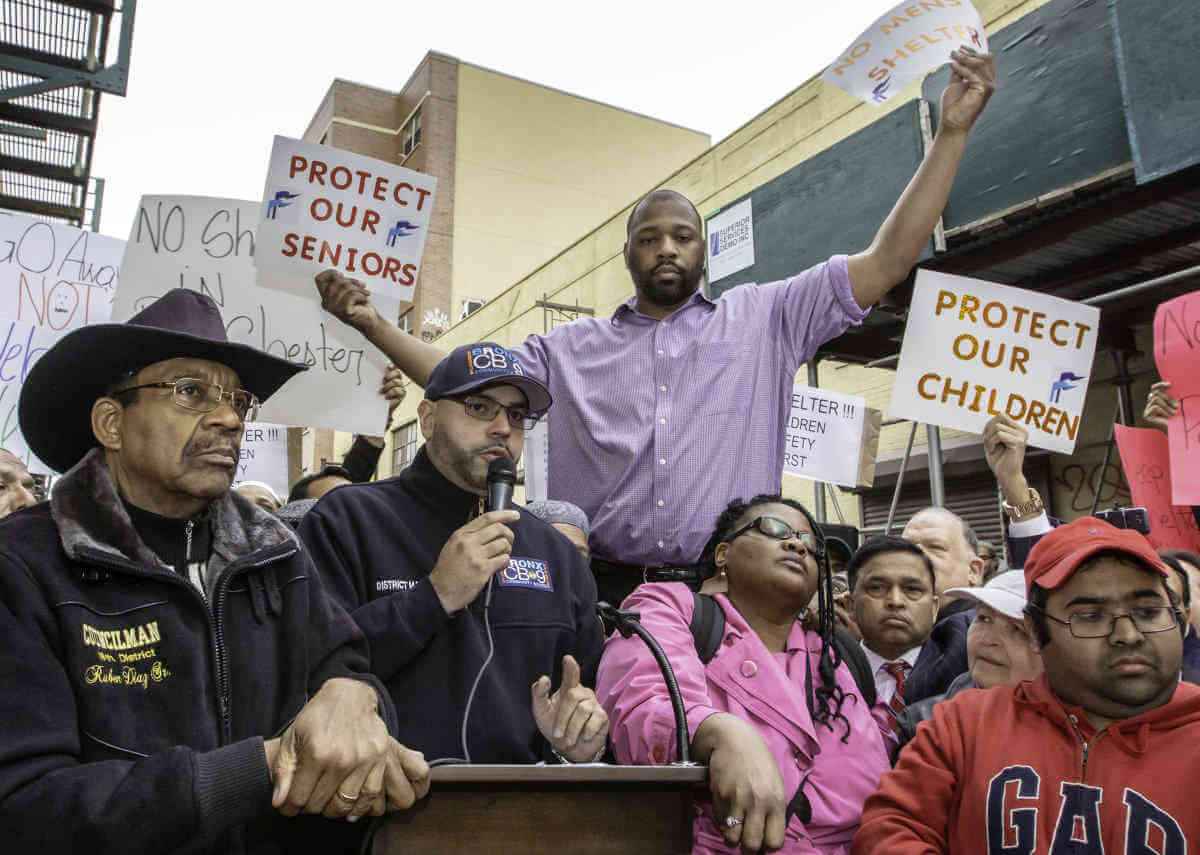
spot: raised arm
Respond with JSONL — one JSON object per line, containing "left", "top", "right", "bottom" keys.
{"left": 847, "top": 47, "right": 996, "bottom": 309}
{"left": 316, "top": 269, "right": 444, "bottom": 387}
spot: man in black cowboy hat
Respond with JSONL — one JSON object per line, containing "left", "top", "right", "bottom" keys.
{"left": 0, "top": 290, "right": 428, "bottom": 853}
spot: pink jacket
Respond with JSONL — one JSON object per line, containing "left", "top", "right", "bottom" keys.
{"left": 596, "top": 583, "right": 891, "bottom": 854}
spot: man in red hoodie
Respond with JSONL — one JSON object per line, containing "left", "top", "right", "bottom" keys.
{"left": 853, "top": 516, "right": 1200, "bottom": 854}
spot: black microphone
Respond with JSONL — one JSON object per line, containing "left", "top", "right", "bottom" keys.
{"left": 596, "top": 601, "right": 694, "bottom": 765}
{"left": 486, "top": 456, "right": 516, "bottom": 512}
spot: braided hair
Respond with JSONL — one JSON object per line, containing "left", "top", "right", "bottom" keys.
{"left": 701, "top": 494, "right": 851, "bottom": 740}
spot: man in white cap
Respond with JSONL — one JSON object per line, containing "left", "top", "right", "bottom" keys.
{"left": 895, "top": 570, "right": 1043, "bottom": 745}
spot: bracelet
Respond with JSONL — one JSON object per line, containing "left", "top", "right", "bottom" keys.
{"left": 1001, "top": 487, "right": 1044, "bottom": 521}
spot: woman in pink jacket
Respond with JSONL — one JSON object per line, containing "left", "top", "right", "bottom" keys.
{"left": 596, "top": 495, "right": 891, "bottom": 853}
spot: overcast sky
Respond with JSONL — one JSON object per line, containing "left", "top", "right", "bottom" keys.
{"left": 90, "top": 1, "right": 898, "bottom": 241}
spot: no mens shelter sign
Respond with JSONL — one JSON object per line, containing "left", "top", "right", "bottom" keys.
{"left": 256, "top": 136, "right": 437, "bottom": 303}
{"left": 890, "top": 271, "right": 1099, "bottom": 454}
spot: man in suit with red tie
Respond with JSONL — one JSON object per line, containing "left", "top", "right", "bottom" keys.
{"left": 847, "top": 536, "right": 941, "bottom": 755}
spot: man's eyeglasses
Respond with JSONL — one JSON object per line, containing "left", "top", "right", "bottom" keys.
{"left": 725, "top": 516, "right": 821, "bottom": 556}
{"left": 113, "top": 377, "right": 260, "bottom": 421}
{"left": 451, "top": 395, "right": 540, "bottom": 430}
{"left": 1029, "top": 604, "right": 1178, "bottom": 639}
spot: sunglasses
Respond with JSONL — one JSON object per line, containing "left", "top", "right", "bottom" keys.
{"left": 725, "top": 516, "right": 822, "bottom": 556}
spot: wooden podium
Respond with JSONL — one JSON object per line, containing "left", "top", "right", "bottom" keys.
{"left": 372, "top": 764, "right": 707, "bottom": 853}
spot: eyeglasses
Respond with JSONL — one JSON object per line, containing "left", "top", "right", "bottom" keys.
{"left": 1030, "top": 604, "right": 1178, "bottom": 639}
{"left": 113, "top": 377, "right": 260, "bottom": 421}
{"left": 725, "top": 516, "right": 820, "bottom": 555}
{"left": 452, "top": 395, "right": 540, "bottom": 430}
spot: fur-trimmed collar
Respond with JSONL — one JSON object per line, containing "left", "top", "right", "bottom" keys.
{"left": 52, "top": 448, "right": 298, "bottom": 584}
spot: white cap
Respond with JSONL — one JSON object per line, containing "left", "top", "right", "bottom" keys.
{"left": 943, "top": 569, "right": 1027, "bottom": 621}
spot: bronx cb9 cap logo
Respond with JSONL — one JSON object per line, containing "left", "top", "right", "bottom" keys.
{"left": 467, "top": 344, "right": 525, "bottom": 377}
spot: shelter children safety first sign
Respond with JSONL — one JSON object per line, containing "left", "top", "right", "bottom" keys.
{"left": 822, "top": 0, "right": 988, "bottom": 105}
{"left": 255, "top": 136, "right": 437, "bottom": 303}
{"left": 890, "top": 271, "right": 1099, "bottom": 454}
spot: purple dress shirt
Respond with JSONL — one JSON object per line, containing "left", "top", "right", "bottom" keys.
{"left": 510, "top": 256, "right": 867, "bottom": 566}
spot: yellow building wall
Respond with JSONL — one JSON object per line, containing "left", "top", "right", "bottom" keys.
{"left": 380, "top": 0, "right": 1055, "bottom": 527}
{"left": 450, "top": 63, "right": 711, "bottom": 315}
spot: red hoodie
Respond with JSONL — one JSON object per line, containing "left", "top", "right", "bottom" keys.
{"left": 852, "top": 675, "right": 1200, "bottom": 854}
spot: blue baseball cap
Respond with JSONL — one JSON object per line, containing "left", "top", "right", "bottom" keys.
{"left": 424, "top": 342, "right": 552, "bottom": 414}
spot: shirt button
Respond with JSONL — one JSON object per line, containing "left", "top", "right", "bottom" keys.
{"left": 659, "top": 385, "right": 667, "bottom": 392}
{"left": 659, "top": 417, "right": 667, "bottom": 425}
{"left": 659, "top": 458, "right": 666, "bottom": 465}
{"left": 657, "top": 500, "right": 664, "bottom": 507}
{"left": 740, "top": 660, "right": 758, "bottom": 678}
{"left": 657, "top": 349, "right": 665, "bottom": 356}
{"left": 657, "top": 540, "right": 665, "bottom": 548}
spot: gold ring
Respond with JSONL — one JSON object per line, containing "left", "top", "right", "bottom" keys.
{"left": 338, "top": 791, "right": 360, "bottom": 802}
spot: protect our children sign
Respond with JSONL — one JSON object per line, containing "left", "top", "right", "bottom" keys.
{"left": 822, "top": 0, "right": 988, "bottom": 105}
{"left": 890, "top": 271, "right": 1100, "bottom": 455}
{"left": 1152, "top": 289, "right": 1200, "bottom": 505}
{"left": 255, "top": 136, "right": 437, "bottom": 304}
{"left": 782, "top": 387, "right": 879, "bottom": 488}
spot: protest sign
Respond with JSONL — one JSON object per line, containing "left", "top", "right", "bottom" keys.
{"left": 1114, "top": 425, "right": 1200, "bottom": 554}
{"left": 236, "top": 422, "right": 289, "bottom": 499}
{"left": 0, "top": 211, "right": 123, "bottom": 330}
{"left": 822, "top": 0, "right": 988, "bottom": 105}
{"left": 706, "top": 199, "right": 754, "bottom": 284}
{"left": 890, "top": 270, "right": 1099, "bottom": 454}
{"left": 255, "top": 136, "right": 436, "bottom": 305}
{"left": 0, "top": 318, "right": 60, "bottom": 473}
{"left": 1153, "top": 290, "right": 1200, "bottom": 505}
{"left": 782, "top": 386, "right": 876, "bottom": 488}
{"left": 113, "top": 196, "right": 389, "bottom": 436}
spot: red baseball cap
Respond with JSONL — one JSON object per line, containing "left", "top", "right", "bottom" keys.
{"left": 1024, "top": 516, "right": 1170, "bottom": 593}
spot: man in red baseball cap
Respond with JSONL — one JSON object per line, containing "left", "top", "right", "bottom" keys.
{"left": 854, "top": 516, "right": 1200, "bottom": 854}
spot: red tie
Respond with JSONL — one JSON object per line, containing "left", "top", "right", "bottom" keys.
{"left": 883, "top": 661, "right": 910, "bottom": 736}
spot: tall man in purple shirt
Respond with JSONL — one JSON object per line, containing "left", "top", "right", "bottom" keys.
{"left": 316, "top": 48, "right": 996, "bottom": 607}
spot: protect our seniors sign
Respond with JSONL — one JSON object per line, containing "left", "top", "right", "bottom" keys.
{"left": 890, "top": 271, "right": 1099, "bottom": 454}
{"left": 822, "top": 0, "right": 988, "bottom": 105}
{"left": 255, "top": 136, "right": 436, "bottom": 305}
{"left": 113, "top": 195, "right": 389, "bottom": 437}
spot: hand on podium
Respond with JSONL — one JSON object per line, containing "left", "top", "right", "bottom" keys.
{"left": 693, "top": 713, "right": 787, "bottom": 852}
{"left": 532, "top": 654, "right": 609, "bottom": 762}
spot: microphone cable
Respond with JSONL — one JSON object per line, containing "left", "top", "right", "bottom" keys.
{"left": 428, "top": 575, "right": 496, "bottom": 768}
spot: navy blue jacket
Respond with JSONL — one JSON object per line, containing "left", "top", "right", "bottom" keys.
{"left": 0, "top": 449, "right": 391, "bottom": 855}
{"left": 904, "top": 599, "right": 974, "bottom": 705}
{"left": 299, "top": 446, "right": 603, "bottom": 764}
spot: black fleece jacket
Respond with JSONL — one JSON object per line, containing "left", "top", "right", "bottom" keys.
{"left": 0, "top": 449, "right": 394, "bottom": 855}
{"left": 298, "top": 446, "right": 604, "bottom": 764}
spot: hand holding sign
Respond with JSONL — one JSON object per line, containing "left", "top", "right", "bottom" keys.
{"left": 939, "top": 46, "right": 996, "bottom": 134}
{"left": 1143, "top": 381, "right": 1179, "bottom": 433}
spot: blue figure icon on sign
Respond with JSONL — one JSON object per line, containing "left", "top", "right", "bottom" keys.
{"left": 386, "top": 220, "right": 421, "bottom": 247}
{"left": 1049, "top": 371, "right": 1086, "bottom": 404}
{"left": 267, "top": 190, "right": 301, "bottom": 219}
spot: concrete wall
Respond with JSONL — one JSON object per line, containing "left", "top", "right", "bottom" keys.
{"left": 450, "top": 63, "right": 711, "bottom": 316}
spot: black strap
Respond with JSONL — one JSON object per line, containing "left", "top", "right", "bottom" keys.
{"left": 831, "top": 627, "right": 876, "bottom": 708}
{"left": 689, "top": 590, "right": 725, "bottom": 664}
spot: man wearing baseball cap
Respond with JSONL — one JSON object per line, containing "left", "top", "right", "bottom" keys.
{"left": 854, "top": 517, "right": 1200, "bottom": 853}
{"left": 0, "top": 290, "right": 429, "bottom": 853}
{"left": 299, "top": 342, "right": 608, "bottom": 765}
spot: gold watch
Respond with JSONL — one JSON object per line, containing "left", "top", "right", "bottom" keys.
{"left": 1001, "top": 487, "right": 1044, "bottom": 521}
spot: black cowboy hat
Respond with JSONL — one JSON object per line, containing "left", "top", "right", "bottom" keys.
{"left": 19, "top": 289, "right": 306, "bottom": 473}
